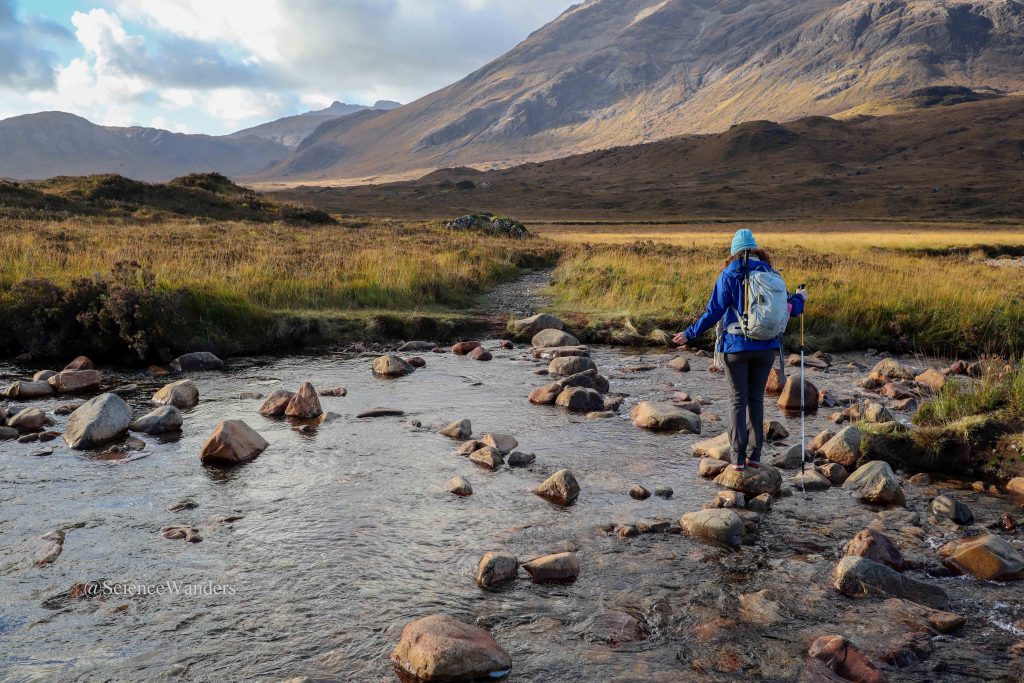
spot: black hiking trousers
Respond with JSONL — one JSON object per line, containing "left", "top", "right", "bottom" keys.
{"left": 724, "top": 349, "right": 777, "bottom": 466}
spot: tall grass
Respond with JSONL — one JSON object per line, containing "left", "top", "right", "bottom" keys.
{"left": 916, "top": 362, "right": 1024, "bottom": 426}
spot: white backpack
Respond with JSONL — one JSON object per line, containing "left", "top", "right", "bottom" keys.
{"left": 727, "top": 267, "right": 790, "bottom": 341}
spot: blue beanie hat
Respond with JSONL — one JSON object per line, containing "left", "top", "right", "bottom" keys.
{"left": 731, "top": 229, "right": 758, "bottom": 256}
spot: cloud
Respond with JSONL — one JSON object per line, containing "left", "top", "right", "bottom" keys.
{"left": 0, "top": 0, "right": 73, "bottom": 90}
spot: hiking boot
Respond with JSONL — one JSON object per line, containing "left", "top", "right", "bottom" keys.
{"left": 732, "top": 463, "right": 746, "bottom": 472}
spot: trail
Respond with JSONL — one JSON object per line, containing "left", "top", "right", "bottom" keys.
{"left": 476, "top": 267, "right": 555, "bottom": 319}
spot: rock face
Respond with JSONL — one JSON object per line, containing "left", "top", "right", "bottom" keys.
{"left": 199, "top": 420, "right": 268, "bottom": 466}
{"left": 845, "top": 529, "right": 905, "bottom": 570}
{"left": 7, "top": 407, "right": 47, "bottom": 431}
{"left": 509, "top": 313, "right": 564, "bottom": 340}
{"left": 532, "top": 329, "right": 579, "bottom": 349}
{"left": 447, "top": 476, "right": 473, "bottom": 496}
{"left": 170, "top": 352, "right": 224, "bottom": 372}
{"left": 808, "top": 635, "right": 888, "bottom": 683}
{"left": 843, "top": 460, "right": 905, "bottom": 506}
{"left": 714, "top": 465, "right": 782, "bottom": 496}
{"left": 928, "top": 495, "right": 974, "bottom": 525}
{"left": 129, "top": 405, "right": 183, "bottom": 434}
{"left": 284, "top": 382, "right": 323, "bottom": 419}
{"left": 476, "top": 551, "right": 519, "bottom": 588}
{"left": 6, "top": 380, "right": 54, "bottom": 398}
{"left": 390, "top": 615, "right": 512, "bottom": 682}
{"left": 631, "top": 401, "right": 700, "bottom": 433}
{"left": 938, "top": 534, "right": 1024, "bottom": 580}
{"left": 777, "top": 377, "right": 818, "bottom": 411}
{"left": 64, "top": 393, "right": 132, "bottom": 449}
{"left": 372, "top": 354, "right": 415, "bottom": 377}
{"left": 534, "top": 469, "right": 580, "bottom": 506}
{"left": 548, "top": 355, "right": 597, "bottom": 377}
{"left": 439, "top": 419, "right": 472, "bottom": 440}
{"left": 555, "top": 386, "right": 604, "bottom": 413}
{"left": 152, "top": 379, "right": 200, "bottom": 410}
{"left": 258, "top": 390, "right": 294, "bottom": 416}
{"left": 47, "top": 369, "right": 102, "bottom": 393}
{"left": 680, "top": 509, "right": 744, "bottom": 547}
{"left": 821, "top": 426, "right": 863, "bottom": 468}
{"left": 834, "top": 556, "right": 948, "bottom": 609}
{"left": 522, "top": 552, "right": 579, "bottom": 583}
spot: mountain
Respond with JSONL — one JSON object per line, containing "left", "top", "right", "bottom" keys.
{"left": 253, "top": 0, "right": 1024, "bottom": 185}
{"left": 228, "top": 100, "right": 401, "bottom": 149}
{"left": 272, "top": 93, "right": 1024, "bottom": 221}
{"left": 0, "top": 112, "right": 290, "bottom": 182}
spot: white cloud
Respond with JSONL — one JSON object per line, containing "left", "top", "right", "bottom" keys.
{"left": 200, "top": 88, "right": 285, "bottom": 125}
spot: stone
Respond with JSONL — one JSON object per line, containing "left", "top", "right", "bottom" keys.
{"left": 476, "top": 551, "right": 518, "bottom": 588}
{"left": 170, "top": 351, "right": 223, "bottom": 372}
{"left": 7, "top": 407, "right": 47, "bottom": 432}
{"left": 667, "top": 357, "right": 690, "bottom": 372}
{"left": 64, "top": 394, "right": 132, "bottom": 449}
{"left": 439, "top": 419, "right": 472, "bottom": 440}
{"left": 447, "top": 476, "right": 472, "bottom": 496}
{"left": 820, "top": 426, "right": 863, "bottom": 468}
{"left": 908, "top": 473, "right": 931, "bottom": 485}
{"left": 47, "top": 369, "right": 102, "bottom": 394}
{"left": 748, "top": 493, "right": 773, "bottom": 512}
{"left": 34, "top": 530, "right": 65, "bottom": 567}
{"left": 818, "top": 462, "right": 849, "bottom": 485}
{"left": 714, "top": 465, "right": 783, "bottom": 496}
{"left": 862, "top": 401, "right": 894, "bottom": 424}
{"left": 152, "top": 379, "right": 200, "bottom": 410}
{"left": 509, "top": 313, "right": 564, "bottom": 339}
{"left": 64, "top": 355, "right": 95, "bottom": 371}
{"left": 777, "top": 377, "right": 818, "bottom": 411}
{"left": 533, "top": 345, "right": 589, "bottom": 360}
{"left": 468, "top": 346, "right": 492, "bottom": 361}
{"left": 258, "top": 389, "right": 294, "bottom": 416}
{"left": 680, "top": 509, "right": 744, "bottom": 547}
{"left": 480, "top": 433, "right": 517, "bottom": 454}
{"left": 198, "top": 420, "right": 268, "bottom": 466}
{"left": 845, "top": 529, "right": 905, "bottom": 570}
{"left": 833, "top": 556, "right": 948, "bottom": 609}
{"left": 6, "top": 380, "right": 53, "bottom": 399}
{"left": 129, "top": 405, "right": 183, "bottom": 434}
{"left": 764, "top": 420, "right": 789, "bottom": 440}
{"left": 772, "top": 444, "right": 805, "bottom": 469}
{"left": 457, "top": 440, "right": 483, "bottom": 456}
{"left": 548, "top": 355, "right": 597, "bottom": 377}
{"left": 883, "top": 598, "right": 966, "bottom": 634}
{"left": 0, "top": 426, "right": 17, "bottom": 440}
{"left": 693, "top": 432, "right": 732, "bottom": 461}
{"left": 928, "top": 495, "right": 974, "bottom": 525}
{"left": 161, "top": 526, "right": 202, "bottom": 543}
{"left": 397, "top": 341, "right": 437, "bottom": 352}
{"left": 1006, "top": 477, "right": 1024, "bottom": 496}
{"left": 793, "top": 469, "right": 832, "bottom": 491}
{"left": 522, "top": 552, "right": 579, "bottom": 583}
{"left": 631, "top": 401, "right": 701, "bottom": 433}
{"left": 739, "top": 590, "right": 783, "bottom": 625}
{"left": 112, "top": 384, "right": 138, "bottom": 396}
{"left": 616, "top": 524, "right": 639, "bottom": 538}
{"left": 712, "top": 490, "right": 746, "bottom": 508}
{"left": 937, "top": 534, "right": 1024, "bottom": 580}
{"left": 871, "top": 358, "right": 919, "bottom": 381}
{"left": 637, "top": 518, "right": 671, "bottom": 533}
{"left": 390, "top": 615, "right": 511, "bottom": 682}
{"left": 532, "top": 329, "right": 579, "bottom": 348}
{"left": 372, "top": 354, "right": 414, "bottom": 377}
{"left": 629, "top": 484, "right": 651, "bottom": 500}
{"left": 405, "top": 356, "right": 427, "bottom": 368}
{"left": 319, "top": 386, "right": 347, "bottom": 397}
{"left": 809, "top": 430, "right": 837, "bottom": 454}
{"left": 534, "top": 469, "right": 580, "bottom": 506}
{"left": 654, "top": 485, "right": 673, "bottom": 499}
{"left": 603, "top": 395, "right": 624, "bottom": 412}
{"left": 507, "top": 451, "right": 535, "bottom": 467}
{"left": 18, "top": 433, "right": 39, "bottom": 443}
{"left": 843, "top": 461, "right": 905, "bottom": 506}
{"left": 469, "top": 447, "right": 504, "bottom": 469}
{"left": 915, "top": 368, "right": 946, "bottom": 393}
{"left": 357, "top": 407, "right": 405, "bottom": 418}
{"left": 765, "top": 367, "right": 784, "bottom": 394}
{"left": 529, "top": 383, "right": 561, "bottom": 405}
{"left": 808, "top": 635, "right": 888, "bottom": 683}
{"left": 699, "top": 458, "right": 729, "bottom": 478}
{"left": 284, "top": 382, "right": 323, "bottom": 419}
{"left": 32, "top": 369, "right": 57, "bottom": 381}
{"left": 168, "top": 499, "right": 198, "bottom": 512}
{"left": 555, "top": 386, "right": 604, "bottom": 413}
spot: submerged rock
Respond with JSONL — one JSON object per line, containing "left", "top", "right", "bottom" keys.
{"left": 833, "top": 556, "right": 947, "bottom": 609}
{"left": 808, "top": 635, "right": 888, "bottom": 683}
{"left": 199, "top": 420, "right": 268, "bottom": 466}
{"left": 170, "top": 351, "right": 223, "bottom": 372}
{"left": 390, "top": 615, "right": 512, "bottom": 682}
{"left": 152, "top": 379, "right": 200, "bottom": 410}
{"left": 631, "top": 401, "right": 700, "bottom": 433}
{"left": 397, "top": 341, "right": 437, "bottom": 352}
{"left": 258, "top": 390, "right": 295, "bottom": 416}
{"left": 555, "top": 386, "right": 604, "bottom": 413}
{"left": 469, "top": 446, "right": 504, "bottom": 470}
{"left": 438, "top": 419, "right": 472, "bottom": 440}
{"left": 64, "top": 393, "right": 132, "bottom": 449}
{"left": 129, "top": 405, "right": 183, "bottom": 435}
{"left": 534, "top": 469, "right": 580, "bottom": 506}
{"left": 476, "top": 551, "right": 518, "bottom": 589}
{"left": 937, "top": 534, "right": 1024, "bottom": 580}
{"left": 680, "top": 509, "right": 744, "bottom": 547}
{"left": 481, "top": 433, "right": 517, "bottom": 454}
{"left": 522, "top": 552, "right": 579, "bottom": 583}
{"left": 447, "top": 476, "right": 472, "bottom": 497}
{"left": 356, "top": 407, "right": 405, "bottom": 418}
{"left": 843, "top": 461, "right": 905, "bottom": 507}
{"left": 654, "top": 485, "right": 673, "bottom": 499}
{"left": 372, "top": 354, "right": 415, "bottom": 377}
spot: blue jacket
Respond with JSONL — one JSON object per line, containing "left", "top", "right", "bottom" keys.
{"left": 684, "top": 258, "right": 804, "bottom": 354}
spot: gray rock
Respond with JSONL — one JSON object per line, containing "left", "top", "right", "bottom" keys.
{"left": 555, "top": 386, "right": 604, "bottom": 412}
{"left": 152, "top": 379, "right": 200, "bottom": 410}
{"left": 509, "top": 313, "right": 564, "bottom": 340}
{"left": 928, "top": 495, "right": 974, "bottom": 525}
{"left": 507, "top": 451, "right": 536, "bottom": 467}
{"left": 32, "top": 370, "right": 57, "bottom": 381}
{"left": 820, "top": 426, "right": 863, "bottom": 468}
{"left": 654, "top": 485, "right": 673, "bottom": 499}
{"left": 7, "top": 407, "right": 47, "bottom": 432}
{"left": 476, "top": 551, "right": 518, "bottom": 588}
{"left": 699, "top": 457, "right": 729, "bottom": 478}
{"left": 129, "top": 405, "right": 183, "bottom": 435}
{"left": 793, "top": 468, "right": 832, "bottom": 491}
{"left": 843, "top": 460, "right": 906, "bottom": 506}
{"left": 397, "top": 341, "right": 437, "bottom": 352}
{"left": 522, "top": 552, "right": 579, "bottom": 582}
{"left": 680, "top": 509, "right": 744, "bottom": 547}
{"left": 0, "top": 426, "right": 18, "bottom": 440}
{"left": 693, "top": 433, "right": 732, "bottom": 461}
{"left": 64, "top": 393, "right": 132, "bottom": 449}
{"left": 534, "top": 469, "right": 580, "bottom": 506}
{"left": 356, "top": 407, "right": 405, "bottom": 418}
{"left": 6, "top": 380, "right": 53, "bottom": 399}
{"left": 170, "top": 352, "right": 224, "bottom": 372}
{"left": 372, "top": 354, "right": 415, "bottom": 377}
{"left": 714, "top": 465, "right": 783, "bottom": 496}
{"left": 469, "top": 446, "right": 504, "bottom": 470}
{"left": 834, "top": 555, "right": 948, "bottom": 609}
{"left": 629, "top": 484, "right": 651, "bottom": 500}
{"left": 548, "top": 355, "right": 597, "bottom": 377}
{"left": 772, "top": 443, "right": 805, "bottom": 469}
{"left": 481, "top": 433, "right": 518, "bottom": 454}
{"left": 532, "top": 329, "right": 579, "bottom": 349}
{"left": 438, "top": 419, "right": 472, "bottom": 440}
{"left": 631, "top": 401, "right": 701, "bottom": 433}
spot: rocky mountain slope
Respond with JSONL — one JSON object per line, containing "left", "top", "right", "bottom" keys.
{"left": 0, "top": 112, "right": 290, "bottom": 182}
{"left": 228, "top": 100, "right": 401, "bottom": 149}
{"left": 255, "top": 0, "right": 1024, "bottom": 185}
{"left": 273, "top": 93, "right": 1024, "bottom": 220}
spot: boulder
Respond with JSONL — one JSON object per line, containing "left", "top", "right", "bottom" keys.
{"left": 928, "top": 495, "right": 974, "bottom": 525}
{"left": 680, "top": 509, "right": 744, "bottom": 547}
{"left": 793, "top": 469, "right": 832, "bottom": 492}
{"left": 871, "top": 358, "right": 919, "bottom": 381}
{"left": 468, "top": 346, "right": 492, "bottom": 361}
{"left": 772, "top": 444, "right": 804, "bottom": 469}
{"left": 699, "top": 457, "right": 729, "bottom": 478}
{"left": 170, "top": 351, "right": 223, "bottom": 372}
{"left": 390, "top": 615, "right": 512, "bottom": 682}
{"left": 631, "top": 401, "right": 701, "bottom": 433}
{"left": 528, "top": 383, "right": 561, "bottom": 405}
{"left": 439, "top": 419, "right": 472, "bottom": 440}
{"left": 7, "top": 407, "right": 47, "bottom": 431}
{"left": 937, "top": 534, "right": 1024, "bottom": 580}
{"left": 818, "top": 462, "right": 849, "bottom": 485}
{"left": 1008, "top": 477, "right": 1024, "bottom": 496}
{"left": 258, "top": 389, "right": 294, "bottom": 416}
{"left": 534, "top": 469, "right": 580, "bottom": 506}
{"left": 555, "top": 387, "right": 604, "bottom": 413}
{"left": 64, "top": 393, "right": 132, "bottom": 449}
{"left": 397, "top": 341, "right": 437, "bottom": 352}
{"left": 667, "top": 357, "right": 691, "bottom": 372}
{"left": 6, "top": 380, "right": 53, "bottom": 399}
{"left": 557, "top": 369, "right": 598, "bottom": 389}
{"left": 447, "top": 476, "right": 472, "bottom": 497}
{"left": 693, "top": 432, "right": 732, "bottom": 461}
{"left": 777, "top": 377, "right": 818, "bottom": 412}
{"left": 765, "top": 367, "right": 784, "bottom": 394}
{"left": 845, "top": 529, "right": 905, "bottom": 570}
{"left": 457, "top": 440, "right": 484, "bottom": 456}
{"left": 507, "top": 451, "right": 536, "bottom": 467}
{"left": 152, "top": 379, "right": 200, "bottom": 410}
{"left": 372, "top": 354, "right": 414, "bottom": 377}
{"left": 470, "top": 447, "right": 504, "bottom": 470}
{"left": 915, "top": 368, "right": 946, "bottom": 393}
{"left": 199, "top": 420, "right": 268, "bottom": 466}
{"left": 476, "top": 551, "right": 518, "bottom": 589}
{"left": 629, "top": 484, "right": 651, "bottom": 500}
{"left": 283, "top": 382, "right": 323, "bottom": 419}
{"left": 711, "top": 490, "right": 745, "bottom": 508}
{"left": 532, "top": 329, "right": 580, "bottom": 349}
{"left": 748, "top": 493, "right": 773, "bottom": 512}
{"left": 481, "top": 434, "right": 518, "bottom": 454}
{"left": 858, "top": 401, "right": 894, "bottom": 424}
{"left": 548, "top": 355, "right": 597, "bottom": 377}
{"left": 64, "top": 355, "right": 95, "bottom": 371}
{"left": 834, "top": 556, "right": 947, "bottom": 609}
{"left": 654, "top": 485, "right": 673, "bottom": 499}
{"left": 32, "top": 370, "right": 57, "bottom": 381}
{"left": 405, "top": 356, "right": 427, "bottom": 368}
{"left": 820, "top": 426, "right": 863, "bottom": 468}
{"left": 509, "top": 313, "right": 564, "bottom": 340}
{"left": 715, "top": 465, "right": 783, "bottom": 496}
{"left": 843, "top": 460, "right": 905, "bottom": 506}
{"left": 450, "top": 340, "right": 481, "bottom": 355}
{"left": 522, "top": 552, "right": 580, "bottom": 583}
{"left": 129, "top": 405, "right": 183, "bottom": 435}
{"left": 47, "top": 369, "right": 102, "bottom": 394}
{"left": 808, "top": 635, "right": 888, "bottom": 683}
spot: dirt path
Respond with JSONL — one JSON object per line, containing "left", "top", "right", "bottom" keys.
{"left": 476, "top": 267, "right": 555, "bottom": 318}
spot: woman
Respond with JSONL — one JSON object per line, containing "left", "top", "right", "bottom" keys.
{"left": 672, "top": 229, "right": 806, "bottom": 471}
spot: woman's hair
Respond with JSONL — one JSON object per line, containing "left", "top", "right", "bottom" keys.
{"left": 722, "top": 248, "right": 772, "bottom": 272}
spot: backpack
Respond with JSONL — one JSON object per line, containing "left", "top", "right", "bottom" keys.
{"left": 727, "top": 261, "right": 790, "bottom": 341}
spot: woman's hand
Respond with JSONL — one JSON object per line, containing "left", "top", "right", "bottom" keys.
{"left": 672, "top": 332, "right": 688, "bottom": 347}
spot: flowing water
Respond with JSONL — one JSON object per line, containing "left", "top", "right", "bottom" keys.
{"left": 1, "top": 345, "right": 1022, "bottom": 682}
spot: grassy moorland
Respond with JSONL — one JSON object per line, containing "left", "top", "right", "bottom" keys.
{"left": 534, "top": 222, "right": 1024, "bottom": 357}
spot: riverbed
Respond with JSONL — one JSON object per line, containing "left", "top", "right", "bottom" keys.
{"left": 1, "top": 344, "right": 1022, "bottom": 682}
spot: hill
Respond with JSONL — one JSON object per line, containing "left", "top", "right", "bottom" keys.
{"left": 254, "top": 0, "right": 1024, "bottom": 185}
{"left": 272, "top": 94, "right": 1024, "bottom": 221}
{"left": 227, "top": 100, "right": 401, "bottom": 149}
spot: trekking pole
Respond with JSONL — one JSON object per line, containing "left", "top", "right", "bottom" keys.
{"left": 798, "top": 284, "right": 807, "bottom": 498}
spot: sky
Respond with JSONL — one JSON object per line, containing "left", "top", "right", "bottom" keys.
{"left": 0, "top": 0, "right": 577, "bottom": 134}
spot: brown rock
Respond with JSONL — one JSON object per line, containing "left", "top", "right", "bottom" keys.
{"left": 447, "top": 476, "right": 472, "bottom": 496}
{"left": 258, "top": 389, "right": 294, "bottom": 416}
{"left": 667, "top": 357, "right": 690, "bottom": 372}
{"left": 152, "top": 379, "right": 199, "bottom": 410}
{"left": 555, "top": 386, "right": 604, "bottom": 413}
{"left": 468, "top": 346, "right": 492, "bottom": 361}
{"left": 529, "top": 383, "right": 561, "bottom": 405}
{"left": 1007, "top": 477, "right": 1024, "bottom": 496}
{"left": 522, "top": 552, "right": 579, "bottom": 583}
{"left": 880, "top": 383, "right": 914, "bottom": 400}
{"left": 372, "top": 354, "right": 415, "bottom": 377}
{"left": 937, "top": 534, "right": 1024, "bottom": 580}
{"left": 405, "top": 356, "right": 427, "bottom": 368}
{"left": 481, "top": 433, "right": 517, "bottom": 454}
{"left": 777, "top": 377, "right": 819, "bottom": 412}
{"left": 319, "top": 386, "right": 347, "bottom": 397}
{"left": 915, "top": 368, "right": 946, "bottom": 393}
{"left": 469, "top": 446, "right": 504, "bottom": 470}
{"left": 390, "top": 615, "right": 512, "bottom": 681}
{"left": 199, "top": 420, "right": 268, "bottom": 466}
{"left": 457, "top": 439, "right": 484, "bottom": 456}
{"left": 439, "top": 419, "right": 472, "bottom": 440}
{"left": 699, "top": 457, "right": 729, "bottom": 478}
{"left": 871, "top": 358, "right": 919, "bottom": 381}
{"left": 534, "top": 469, "right": 580, "bottom": 506}
{"left": 845, "top": 529, "right": 905, "bottom": 570}
{"left": 629, "top": 484, "right": 651, "bottom": 500}
{"left": 476, "top": 551, "right": 517, "bottom": 588}
{"left": 818, "top": 462, "right": 849, "bottom": 485}
{"left": 808, "top": 635, "right": 888, "bottom": 683}
{"left": 765, "top": 367, "right": 785, "bottom": 394}
{"left": 64, "top": 356, "right": 95, "bottom": 370}
{"left": 451, "top": 340, "right": 482, "bottom": 355}
{"left": 47, "top": 369, "right": 102, "bottom": 393}
{"left": 631, "top": 401, "right": 701, "bottom": 433}
{"left": 284, "top": 382, "right": 323, "bottom": 419}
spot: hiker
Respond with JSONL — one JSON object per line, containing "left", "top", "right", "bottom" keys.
{"left": 672, "top": 229, "right": 806, "bottom": 471}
